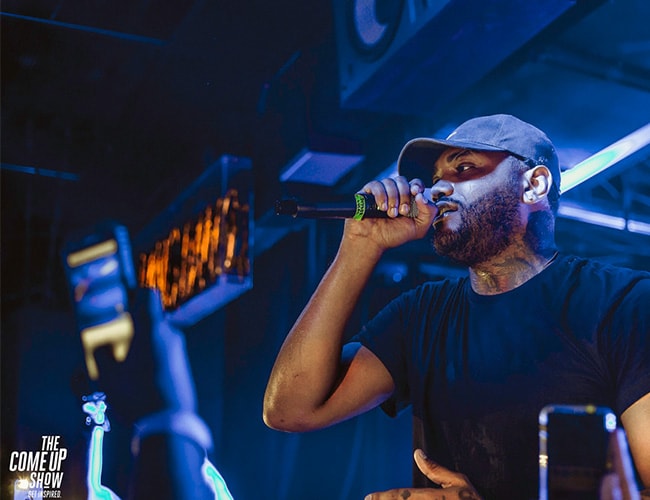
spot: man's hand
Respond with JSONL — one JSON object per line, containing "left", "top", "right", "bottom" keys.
{"left": 364, "top": 449, "right": 482, "bottom": 500}
{"left": 342, "top": 176, "right": 437, "bottom": 254}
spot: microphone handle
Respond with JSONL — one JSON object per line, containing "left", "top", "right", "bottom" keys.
{"left": 275, "top": 194, "right": 419, "bottom": 220}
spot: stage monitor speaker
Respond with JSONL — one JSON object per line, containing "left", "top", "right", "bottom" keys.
{"left": 333, "top": 0, "right": 575, "bottom": 115}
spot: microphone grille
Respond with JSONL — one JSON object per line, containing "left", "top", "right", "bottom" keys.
{"left": 406, "top": 197, "right": 419, "bottom": 218}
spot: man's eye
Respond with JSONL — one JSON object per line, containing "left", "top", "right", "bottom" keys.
{"left": 456, "top": 164, "right": 475, "bottom": 173}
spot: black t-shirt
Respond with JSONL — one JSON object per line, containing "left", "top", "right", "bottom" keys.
{"left": 354, "top": 254, "right": 650, "bottom": 499}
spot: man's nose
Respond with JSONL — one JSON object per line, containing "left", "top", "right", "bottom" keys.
{"left": 430, "top": 179, "right": 454, "bottom": 201}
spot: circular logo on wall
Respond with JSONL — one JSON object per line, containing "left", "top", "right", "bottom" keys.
{"left": 347, "top": 0, "right": 404, "bottom": 61}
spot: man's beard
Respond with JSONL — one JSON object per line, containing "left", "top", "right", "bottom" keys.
{"left": 432, "top": 180, "right": 522, "bottom": 267}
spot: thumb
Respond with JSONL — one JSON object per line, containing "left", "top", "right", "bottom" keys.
{"left": 414, "top": 192, "right": 437, "bottom": 219}
{"left": 414, "top": 449, "right": 472, "bottom": 488}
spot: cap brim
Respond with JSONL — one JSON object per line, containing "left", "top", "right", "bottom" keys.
{"left": 397, "top": 137, "right": 506, "bottom": 181}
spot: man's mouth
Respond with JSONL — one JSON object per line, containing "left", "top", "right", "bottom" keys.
{"left": 433, "top": 203, "right": 458, "bottom": 225}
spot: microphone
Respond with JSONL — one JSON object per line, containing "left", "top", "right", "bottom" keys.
{"left": 275, "top": 193, "right": 419, "bottom": 220}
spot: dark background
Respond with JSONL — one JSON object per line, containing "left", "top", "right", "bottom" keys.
{"left": 2, "top": 0, "right": 649, "bottom": 498}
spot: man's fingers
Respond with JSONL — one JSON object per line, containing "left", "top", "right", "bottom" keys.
{"left": 413, "top": 192, "right": 437, "bottom": 221}
{"left": 414, "top": 449, "right": 471, "bottom": 488}
{"left": 365, "top": 488, "right": 463, "bottom": 500}
{"left": 361, "top": 177, "right": 429, "bottom": 218}
{"left": 365, "top": 487, "right": 482, "bottom": 500}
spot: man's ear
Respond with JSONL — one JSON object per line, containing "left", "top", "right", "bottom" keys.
{"left": 523, "top": 165, "right": 553, "bottom": 204}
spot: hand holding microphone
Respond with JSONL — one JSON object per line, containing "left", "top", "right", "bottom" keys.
{"left": 354, "top": 176, "right": 438, "bottom": 258}
{"left": 355, "top": 177, "right": 438, "bottom": 250}
{"left": 276, "top": 176, "right": 437, "bottom": 250}
{"left": 360, "top": 176, "right": 432, "bottom": 220}
{"left": 276, "top": 177, "right": 433, "bottom": 220}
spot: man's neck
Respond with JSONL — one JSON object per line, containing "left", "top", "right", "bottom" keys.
{"left": 468, "top": 248, "right": 558, "bottom": 295}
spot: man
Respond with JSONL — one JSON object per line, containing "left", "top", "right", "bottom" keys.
{"left": 263, "top": 114, "right": 650, "bottom": 499}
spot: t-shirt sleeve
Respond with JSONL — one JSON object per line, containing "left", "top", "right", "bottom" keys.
{"left": 352, "top": 289, "right": 419, "bottom": 417}
{"left": 606, "top": 274, "right": 650, "bottom": 415}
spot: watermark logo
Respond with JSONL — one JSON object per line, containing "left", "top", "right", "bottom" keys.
{"left": 9, "top": 435, "right": 68, "bottom": 499}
